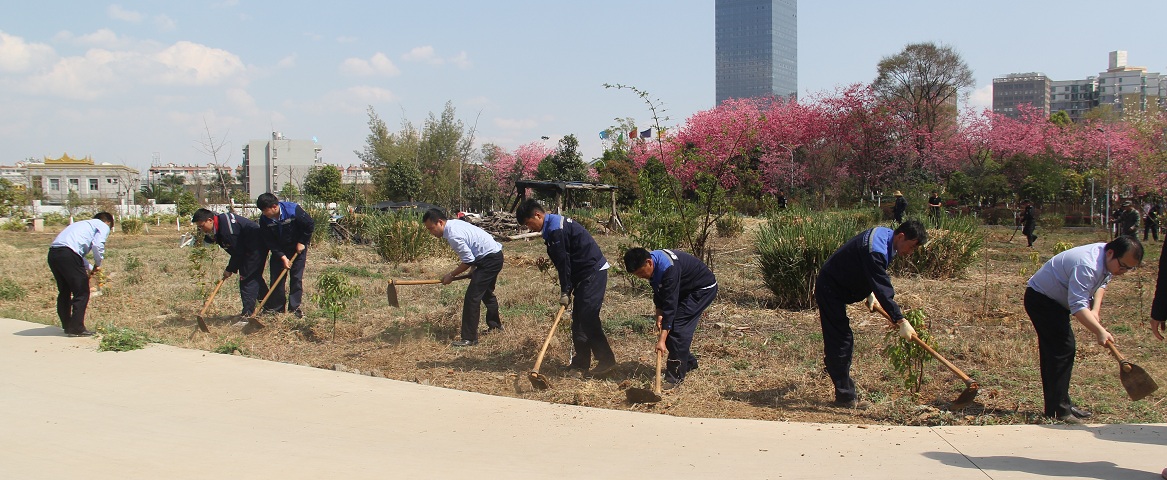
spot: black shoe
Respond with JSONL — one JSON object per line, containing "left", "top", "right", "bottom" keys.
{"left": 292, "top": 309, "right": 303, "bottom": 319}
{"left": 66, "top": 329, "right": 95, "bottom": 337}
{"left": 1070, "top": 406, "right": 1092, "bottom": 419}
{"left": 832, "top": 398, "right": 872, "bottom": 410}
{"left": 662, "top": 380, "right": 680, "bottom": 391}
{"left": 485, "top": 325, "right": 504, "bottom": 334}
{"left": 450, "top": 339, "right": 478, "bottom": 347}
{"left": 589, "top": 361, "right": 618, "bottom": 377}
{"left": 1054, "top": 414, "right": 1084, "bottom": 425}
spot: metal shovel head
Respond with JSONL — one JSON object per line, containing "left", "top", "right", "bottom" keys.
{"left": 528, "top": 371, "right": 550, "bottom": 390}
{"left": 195, "top": 316, "right": 210, "bottom": 333}
{"left": 625, "top": 387, "right": 662, "bottom": 404}
{"left": 386, "top": 281, "right": 400, "bottom": 308}
{"left": 950, "top": 383, "right": 979, "bottom": 409}
{"left": 1119, "top": 361, "right": 1159, "bottom": 401}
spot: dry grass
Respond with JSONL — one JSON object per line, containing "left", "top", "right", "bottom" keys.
{"left": 1, "top": 220, "right": 1164, "bottom": 426}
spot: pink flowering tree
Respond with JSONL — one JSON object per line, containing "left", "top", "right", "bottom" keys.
{"left": 483, "top": 142, "right": 553, "bottom": 197}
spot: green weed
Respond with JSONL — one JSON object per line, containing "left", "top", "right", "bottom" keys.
{"left": 97, "top": 325, "right": 150, "bottom": 352}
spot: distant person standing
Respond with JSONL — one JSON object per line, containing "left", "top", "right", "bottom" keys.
{"left": 1143, "top": 203, "right": 1160, "bottom": 242}
{"left": 47, "top": 212, "right": 114, "bottom": 336}
{"left": 892, "top": 191, "right": 907, "bottom": 224}
{"left": 423, "top": 208, "right": 504, "bottom": 347}
{"left": 1118, "top": 201, "right": 1140, "bottom": 238}
{"left": 776, "top": 190, "right": 788, "bottom": 209}
{"left": 927, "top": 191, "right": 942, "bottom": 222}
{"left": 516, "top": 199, "right": 616, "bottom": 376}
{"left": 257, "top": 192, "right": 315, "bottom": 318}
{"left": 1020, "top": 199, "right": 1038, "bottom": 248}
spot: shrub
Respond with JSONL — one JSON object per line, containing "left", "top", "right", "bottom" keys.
{"left": 42, "top": 212, "right": 70, "bottom": 226}
{"left": 1053, "top": 241, "right": 1074, "bottom": 254}
{"left": 0, "top": 278, "right": 27, "bottom": 300}
{"left": 892, "top": 215, "right": 984, "bottom": 280}
{"left": 716, "top": 214, "right": 745, "bottom": 238}
{"left": 368, "top": 212, "right": 443, "bottom": 263}
{"left": 883, "top": 308, "right": 932, "bottom": 392}
{"left": 120, "top": 217, "right": 144, "bottom": 235}
{"left": 1037, "top": 213, "right": 1064, "bottom": 230}
{"left": 302, "top": 202, "right": 332, "bottom": 246}
{"left": 755, "top": 212, "right": 866, "bottom": 309}
{"left": 314, "top": 268, "right": 361, "bottom": 337}
{"left": 97, "top": 325, "right": 150, "bottom": 352}
{"left": 214, "top": 338, "right": 247, "bottom": 355}
{"left": 979, "top": 207, "right": 1016, "bottom": 226}
{"left": 1, "top": 218, "right": 26, "bottom": 232}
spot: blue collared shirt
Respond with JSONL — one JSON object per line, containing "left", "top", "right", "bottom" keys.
{"left": 50, "top": 219, "right": 110, "bottom": 270}
{"left": 1027, "top": 242, "right": 1111, "bottom": 315}
{"left": 443, "top": 219, "right": 502, "bottom": 264}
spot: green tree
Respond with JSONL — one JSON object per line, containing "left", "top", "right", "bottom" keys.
{"left": 279, "top": 182, "right": 300, "bottom": 202}
{"left": 417, "top": 101, "right": 474, "bottom": 209}
{"left": 535, "top": 135, "right": 589, "bottom": 182}
{"left": 0, "top": 178, "right": 26, "bottom": 217}
{"left": 356, "top": 106, "right": 422, "bottom": 201}
{"left": 873, "top": 42, "right": 975, "bottom": 154}
{"left": 303, "top": 165, "right": 346, "bottom": 203}
{"left": 594, "top": 147, "right": 640, "bottom": 206}
{"left": 1049, "top": 110, "right": 1072, "bottom": 127}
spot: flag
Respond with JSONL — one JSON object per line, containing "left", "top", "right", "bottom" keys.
{"left": 640, "top": 128, "right": 651, "bottom": 138}
{"left": 658, "top": 127, "right": 666, "bottom": 137}
{"left": 599, "top": 130, "right": 608, "bottom": 140}
{"left": 629, "top": 128, "right": 636, "bottom": 139}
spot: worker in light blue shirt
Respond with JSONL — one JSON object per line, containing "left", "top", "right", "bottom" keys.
{"left": 423, "top": 208, "right": 504, "bottom": 347}
{"left": 47, "top": 212, "right": 114, "bottom": 336}
{"left": 1024, "top": 235, "right": 1143, "bottom": 423}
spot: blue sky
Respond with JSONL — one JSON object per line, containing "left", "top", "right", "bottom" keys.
{"left": 2, "top": 1, "right": 1165, "bottom": 172}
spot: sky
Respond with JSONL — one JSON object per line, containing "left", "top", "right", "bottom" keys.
{"left": 2, "top": 1, "right": 1166, "bottom": 173}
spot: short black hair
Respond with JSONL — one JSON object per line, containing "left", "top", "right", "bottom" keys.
{"left": 894, "top": 219, "right": 928, "bottom": 246}
{"left": 515, "top": 199, "right": 545, "bottom": 224}
{"left": 623, "top": 247, "right": 652, "bottom": 272}
{"left": 1106, "top": 235, "right": 1144, "bottom": 264}
{"left": 256, "top": 193, "right": 279, "bottom": 210}
{"left": 192, "top": 208, "right": 216, "bottom": 224}
{"left": 421, "top": 208, "right": 447, "bottom": 224}
{"left": 93, "top": 212, "right": 114, "bottom": 225}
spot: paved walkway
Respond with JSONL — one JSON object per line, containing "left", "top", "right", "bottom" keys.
{"left": 1, "top": 318, "right": 1163, "bottom": 480}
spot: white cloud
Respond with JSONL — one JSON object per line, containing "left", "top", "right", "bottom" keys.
{"left": 107, "top": 5, "right": 144, "bottom": 23}
{"left": 967, "top": 84, "right": 993, "bottom": 111}
{"left": 149, "top": 41, "right": 247, "bottom": 86}
{"left": 277, "top": 54, "right": 297, "bottom": 68}
{"left": 226, "top": 87, "right": 258, "bottom": 115}
{"left": 449, "top": 51, "right": 471, "bottom": 69}
{"left": 290, "top": 86, "right": 397, "bottom": 115}
{"left": 401, "top": 46, "right": 471, "bottom": 68}
{"left": 0, "top": 31, "right": 56, "bottom": 73}
{"left": 339, "top": 52, "right": 400, "bottom": 77}
{"left": 153, "top": 15, "right": 177, "bottom": 32}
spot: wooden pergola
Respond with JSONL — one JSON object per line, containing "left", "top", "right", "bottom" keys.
{"left": 510, "top": 180, "right": 623, "bottom": 232}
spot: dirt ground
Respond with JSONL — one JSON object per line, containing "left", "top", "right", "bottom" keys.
{"left": 1, "top": 218, "right": 1164, "bottom": 426}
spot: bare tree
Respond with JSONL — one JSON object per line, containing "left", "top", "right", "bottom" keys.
{"left": 872, "top": 42, "right": 974, "bottom": 154}
{"left": 194, "top": 118, "right": 234, "bottom": 206}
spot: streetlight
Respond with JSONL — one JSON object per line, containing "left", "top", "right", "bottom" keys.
{"left": 779, "top": 143, "right": 799, "bottom": 193}
{"left": 1097, "top": 127, "right": 1110, "bottom": 232}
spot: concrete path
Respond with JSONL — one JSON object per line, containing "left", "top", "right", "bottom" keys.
{"left": 1, "top": 318, "right": 1163, "bottom": 480}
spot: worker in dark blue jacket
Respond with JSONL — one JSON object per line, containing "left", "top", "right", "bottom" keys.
{"left": 256, "top": 193, "right": 315, "bottom": 318}
{"left": 517, "top": 199, "right": 616, "bottom": 376}
{"left": 815, "top": 220, "right": 927, "bottom": 408}
{"left": 624, "top": 247, "right": 717, "bottom": 390}
{"left": 193, "top": 208, "right": 269, "bottom": 317}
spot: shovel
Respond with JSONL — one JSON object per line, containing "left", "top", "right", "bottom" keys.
{"left": 249, "top": 252, "right": 300, "bottom": 329}
{"left": 195, "top": 277, "right": 228, "bottom": 333}
{"left": 385, "top": 274, "right": 471, "bottom": 307}
{"left": 1104, "top": 340, "right": 1159, "bottom": 401}
{"left": 626, "top": 350, "right": 663, "bottom": 404}
{"left": 869, "top": 296, "right": 979, "bottom": 408}
{"left": 528, "top": 305, "right": 567, "bottom": 390}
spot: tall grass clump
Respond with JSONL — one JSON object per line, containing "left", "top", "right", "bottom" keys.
{"left": 892, "top": 215, "right": 984, "bottom": 279}
{"left": 120, "top": 217, "right": 144, "bottom": 235}
{"left": 715, "top": 213, "right": 744, "bottom": 238}
{"left": 0, "top": 278, "right": 27, "bottom": 300}
{"left": 368, "top": 212, "right": 443, "bottom": 263}
{"left": 755, "top": 212, "right": 867, "bottom": 309}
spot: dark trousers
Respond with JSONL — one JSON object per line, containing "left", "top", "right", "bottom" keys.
{"left": 237, "top": 250, "right": 268, "bottom": 316}
{"left": 266, "top": 248, "right": 307, "bottom": 312}
{"left": 461, "top": 251, "right": 503, "bottom": 342}
{"left": 47, "top": 247, "right": 90, "bottom": 334}
{"left": 1144, "top": 222, "right": 1159, "bottom": 241}
{"left": 1024, "top": 287, "right": 1076, "bottom": 418}
{"left": 568, "top": 269, "right": 615, "bottom": 368}
{"left": 665, "top": 284, "right": 717, "bottom": 384}
{"left": 1023, "top": 225, "right": 1037, "bottom": 247}
{"left": 816, "top": 282, "right": 857, "bottom": 402}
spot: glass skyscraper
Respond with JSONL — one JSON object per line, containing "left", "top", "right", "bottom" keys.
{"left": 715, "top": 0, "right": 797, "bottom": 104}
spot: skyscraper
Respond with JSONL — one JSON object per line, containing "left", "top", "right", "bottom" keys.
{"left": 715, "top": 0, "right": 797, "bottom": 104}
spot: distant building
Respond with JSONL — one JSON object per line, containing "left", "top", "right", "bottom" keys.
{"left": 1049, "top": 78, "right": 1098, "bottom": 123}
{"left": 147, "top": 162, "right": 235, "bottom": 186}
{"left": 341, "top": 164, "right": 372, "bottom": 185}
{"left": 23, "top": 153, "right": 140, "bottom": 205}
{"left": 992, "top": 73, "right": 1051, "bottom": 118}
{"left": 241, "top": 132, "right": 322, "bottom": 200}
{"left": 1096, "top": 50, "right": 1164, "bottom": 115}
{"left": 715, "top": 0, "right": 798, "bottom": 104}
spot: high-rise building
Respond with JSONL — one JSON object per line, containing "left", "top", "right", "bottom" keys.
{"left": 1096, "top": 51, "right": 1163, "bottom": 115}
{"left": 1049, "top": 78, "right": 1098, "bottom": 123}
{"left": 241, "top": 132, "right": 322, "bottom": 200}
{"left": 991, "top": 73, "right": 1051, "bottom": 119}
{"left": 715, "top": 0, "right": 797, "bottom": 104}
